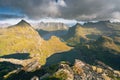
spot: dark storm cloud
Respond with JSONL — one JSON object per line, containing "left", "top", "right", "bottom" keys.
{"left": 0, "top": 0, "right": 120, "bottom": 20}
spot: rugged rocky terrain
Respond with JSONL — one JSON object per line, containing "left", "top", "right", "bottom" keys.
{"left": 4, "top": 60, "right": 120, "bottom": 80}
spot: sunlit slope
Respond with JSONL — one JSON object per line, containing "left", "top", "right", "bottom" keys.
{"left": 0, "top": 20, "right": 42, "bottom": 55}
{"left": 63, "top": 23, "right": 101, "bottom": 46}
{"left": 0, "top": 20, "right": 71, "bottom": 64}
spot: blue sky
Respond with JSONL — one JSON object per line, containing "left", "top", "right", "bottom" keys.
{"left": 0, "top": 7, "right": 25, "bottom": 20}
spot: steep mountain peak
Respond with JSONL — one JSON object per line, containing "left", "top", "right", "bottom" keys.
{"left": 69, "top": 23, "right": 82, "bottom": 33}
{"left": 16, "top": 20, "right": 31, "bottom": 27}
{"left": 74, "top": 23, "right": 82, "bottom": 28}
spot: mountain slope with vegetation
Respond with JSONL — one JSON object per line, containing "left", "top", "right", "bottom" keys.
{"left": 0, "top": 20, "right": 71, "bottom": 64}
{"left": 76, "top": 36, "right": 120, "bottom": 70}
{"left": 62, "top": 23, "right": 101, "bottom": 46}
{"left": 0, "top": 20, "right": 43, "bottom": 56}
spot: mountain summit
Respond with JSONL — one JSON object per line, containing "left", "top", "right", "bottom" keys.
{"left": 16, "top": 20, "right": 31, "bottom": 27}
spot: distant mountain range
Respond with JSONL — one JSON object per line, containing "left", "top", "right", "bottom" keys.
{"left": 61, "top": 20, "right": 120, "bottom": 46}
{"left": 32, "top": 22, "right": 69, "bottom": 31}
{"left": 32, "top": 22, "right": 69, "bottom": 40}
{"left": 84, "top": 21, "right": 120, "bottom": 36}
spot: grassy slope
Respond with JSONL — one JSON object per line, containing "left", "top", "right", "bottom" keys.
{"left": 0, "top": 22, "right": 71, "bottom": 65}
{"left": 0, "top": 25, "right": 42, "bottom": 55}
{"left": 63, "top": 23, "right": 101, "bottom": 46}
{"left": 40, "top": 36, "right": 72, "bottom": 64}
{"left": 76, "top": 36, "right": 120, "bottom": 69}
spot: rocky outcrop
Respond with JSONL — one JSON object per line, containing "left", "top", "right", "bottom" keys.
{"left": 40, "top": 59, "right": 120, "bottom": 80}
{"left": 73, "top": 60, "right": 120, "bottom": 80}
{"left": 23, "top": 60, "right": 41, "bottom": 72}
{"left": 73, "top": 60, "right": 104, "bottom": 80}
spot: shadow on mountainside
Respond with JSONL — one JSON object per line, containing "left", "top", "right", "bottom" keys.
{"left": 37, "top": 29, "right": 68, "bottom": 40}
{"left": 45, "top": 48, "right": 120, "bottom": 70}
{"left": 45, "top": 49, "right": 83, "bottom": 66}
{"left": 3, "top": 49, "right": 120, "bottom": 80}
{"left": 0, "top": 53, "right": 31, "bottom": 60}
{"left": 0, "top": 62, "right": 22, "bottom": 80}
{"left": 0, "top": 53, "right": 42, "bottom": 80}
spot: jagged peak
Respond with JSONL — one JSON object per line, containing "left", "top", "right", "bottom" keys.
{"left": 70, "top": 23, "right": 82, "bottom": 31}
{"left": 74, "top": 23, "right": 82, "bottom": 27}
{"left": 16, "top": 20, "right": 31, "bottom": 27}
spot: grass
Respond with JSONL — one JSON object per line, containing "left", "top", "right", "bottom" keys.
{"left": 0, "top": 25, "right": 71, "bottom": 65}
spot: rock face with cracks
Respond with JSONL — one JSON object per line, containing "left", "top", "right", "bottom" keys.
{"left": 38, "top": 59, "right": 120, "bottom": 80}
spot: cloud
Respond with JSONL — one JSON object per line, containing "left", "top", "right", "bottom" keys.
{"left": 0, "top": 0, "right": 120, "bottom": 21}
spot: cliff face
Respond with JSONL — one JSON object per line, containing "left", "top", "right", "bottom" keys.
{"left": 33, "top": 22, "right": 69, "bottom": 31}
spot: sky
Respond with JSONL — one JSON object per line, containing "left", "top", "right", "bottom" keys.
{"left": 0, "top": 0, "right": 120, "bottom": 23}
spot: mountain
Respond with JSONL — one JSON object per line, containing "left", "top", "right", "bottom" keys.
{"left": 94, "top": 36, "right": 120, "bottom": 52}
{"left": 0, "top": 20, "right": 71, "bottom": 64}
{"left": 77, "top": 36, "right": 120, "bottom": 70}
{"left": 84, "top": 20, "right": 120, "bottom": 37}
{"left": 62, "top": 21, "right": 120, "bottom": 46}
{"left": 37, "top": 29, "right": 68, "bottom": 40}
{"left": 33, "top": 22, "right": 69, "bottom": 40}
{"left": 39, "top": 36, "right": 72, "bottom": 64}
{"left": 0, "top": 20, "right": 72, "bottom": 79}
{"left": 46, "top": 36, "right": 71, "bottom": 53}
{"left": 33, "top": 22, "right": 69, "bottom": 31}
{"left": 16, "top": 20, "right": 31, "bottom": 27}
{"left": 0, "top": 20, "right": 43, "bottom": 55}
{"left": 62, "top": 23, "right": 101, "bottom": 46}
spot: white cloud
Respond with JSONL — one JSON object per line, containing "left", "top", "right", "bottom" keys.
{"left": 57, "top": 0, "right": 67, "bottom": 7}
{"left": 112, "top": 12, "right": 120, "bottom": 20}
